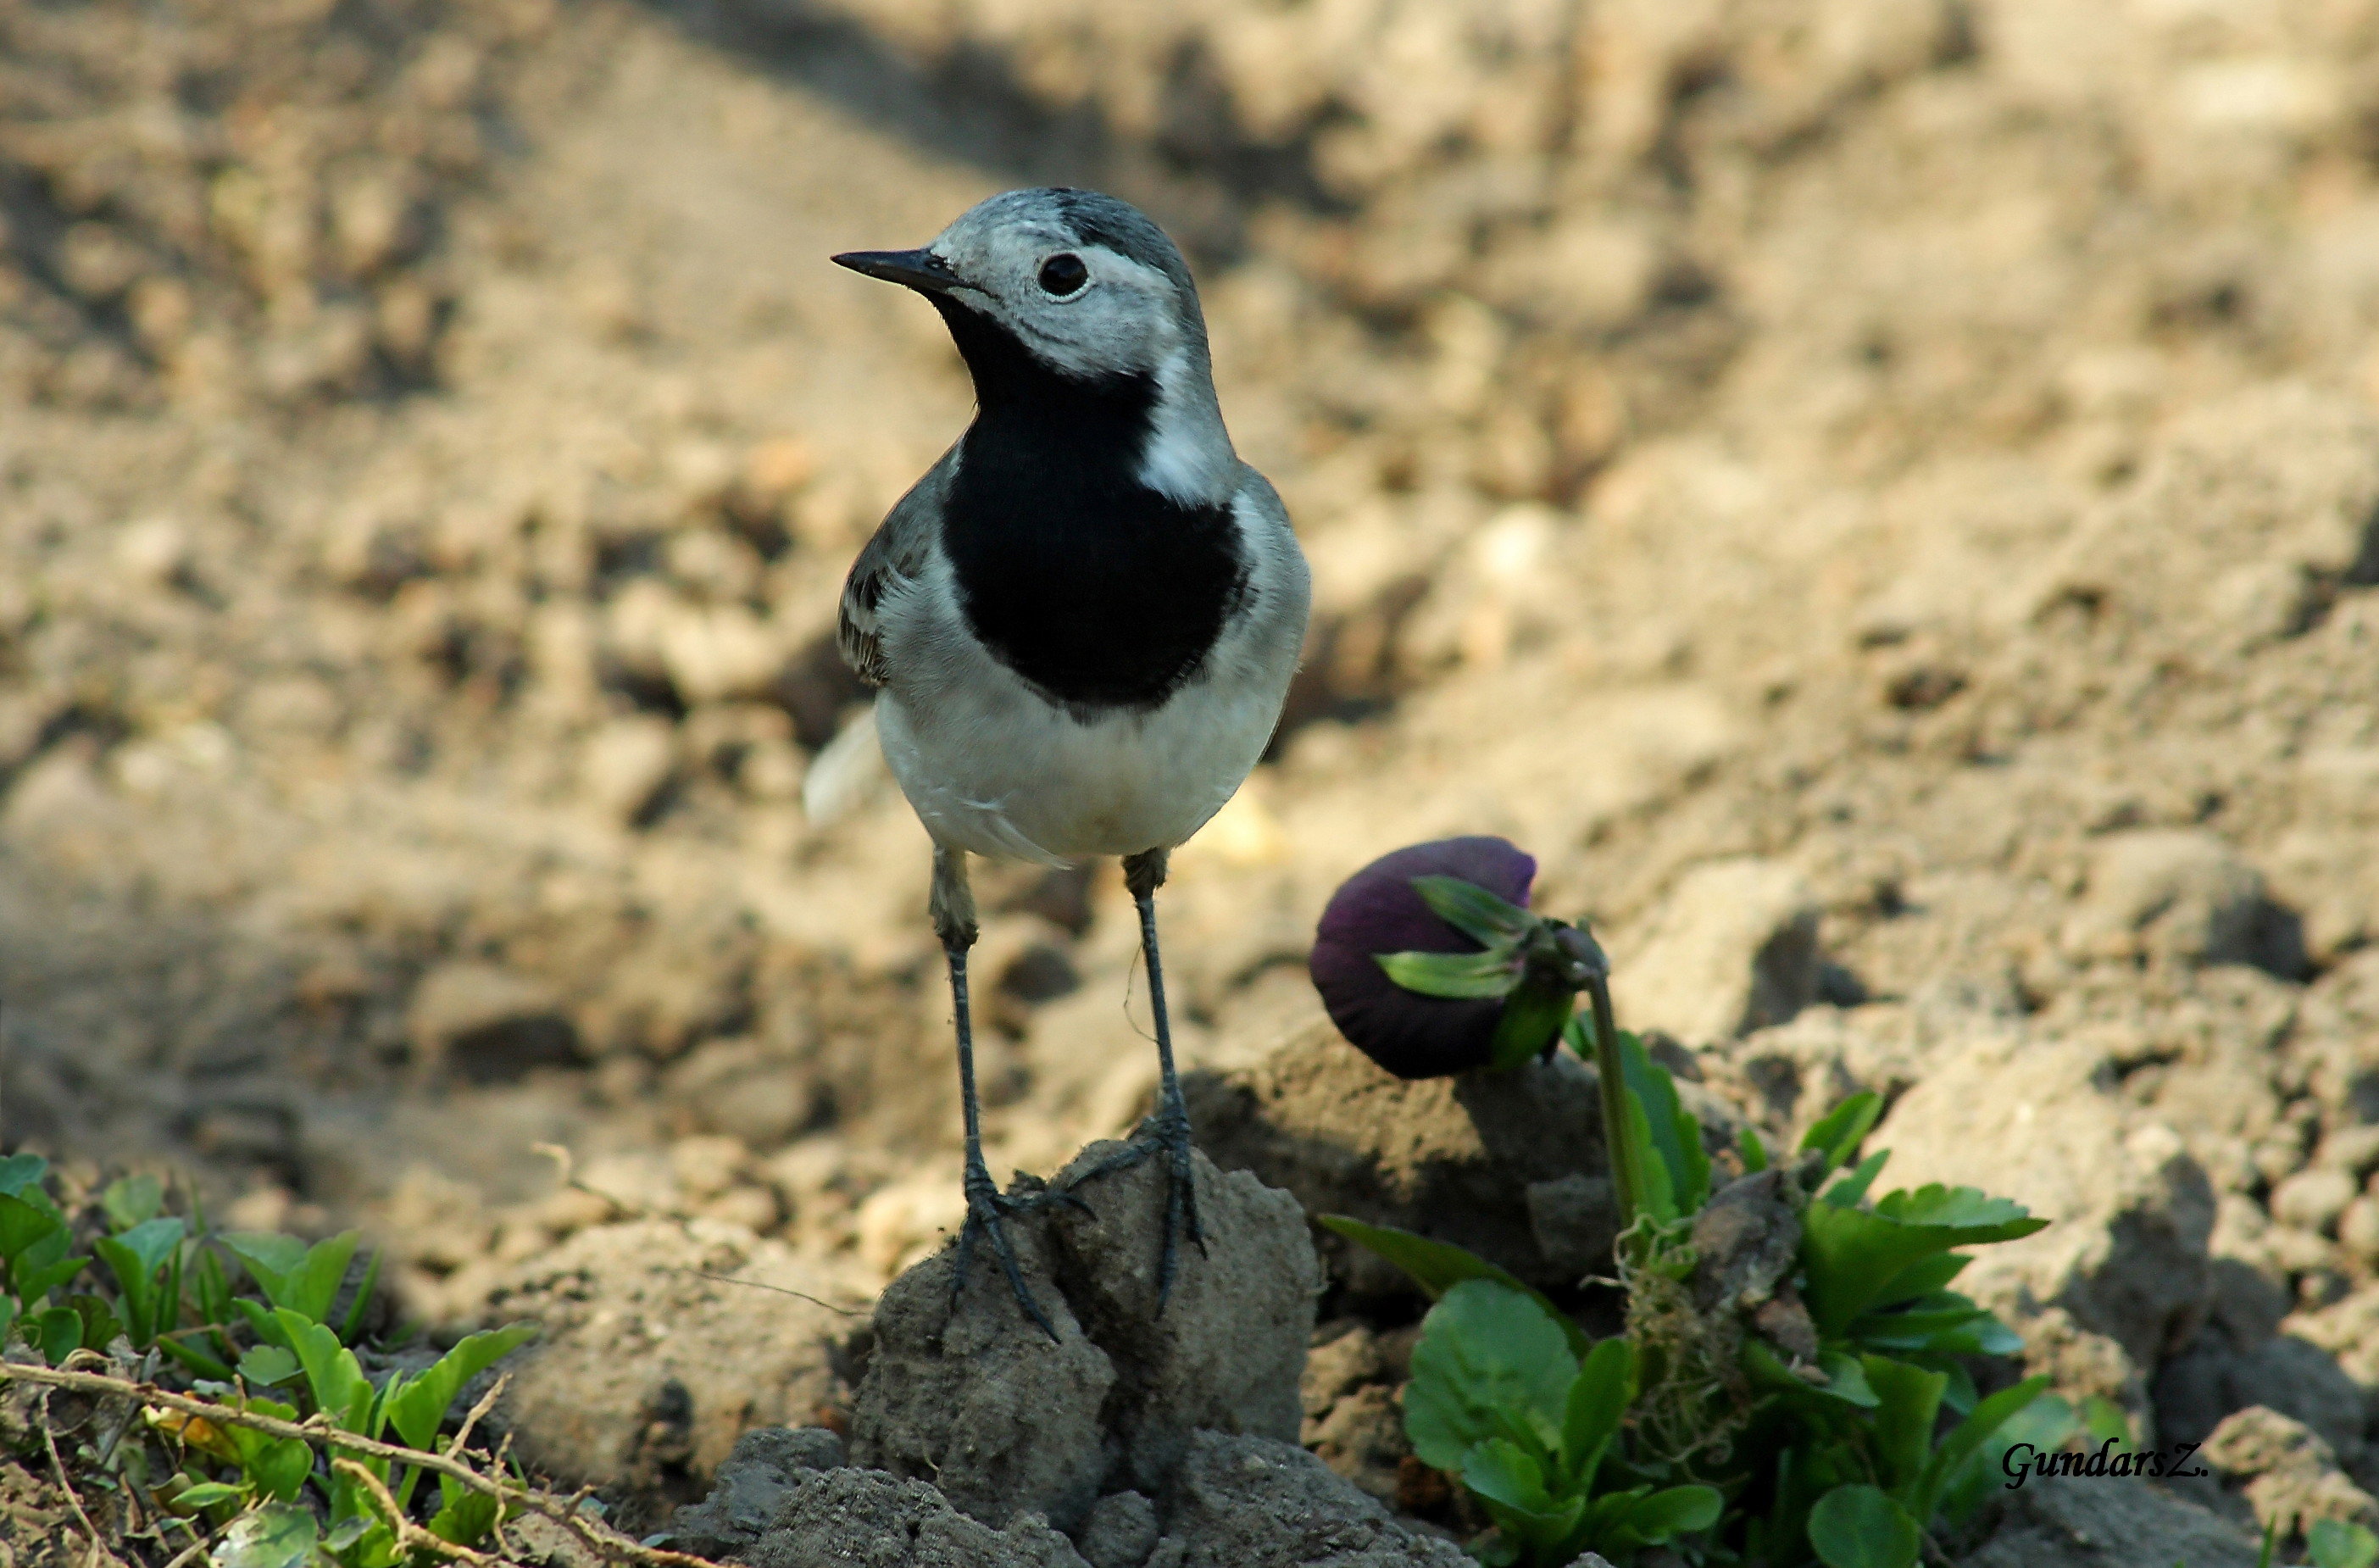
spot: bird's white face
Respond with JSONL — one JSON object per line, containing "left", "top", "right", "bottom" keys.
{"left": 834, "top": 188, "right": 1239, "bottom": 503}
{"left": 925, "top": 206, "right": 1191, "bottom": 386}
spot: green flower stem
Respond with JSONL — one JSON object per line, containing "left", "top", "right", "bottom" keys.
{"left": 1581, "top": 973, "right": 1643, "bottom": 1245}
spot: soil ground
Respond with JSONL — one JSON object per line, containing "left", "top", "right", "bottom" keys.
{"left": 4, "top": 0, "right": 2379, "bottom": 1557}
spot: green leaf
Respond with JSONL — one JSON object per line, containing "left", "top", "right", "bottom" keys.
{"left": 195, "top": 1243, "right": 233, "bottom": 1327}
{"left": 214, "top": 1499, "right": 320, "bottom": 1568}
{"left": 12, "top": 1242, "right": 87, "bottom": 1309}
{"left": 2081, "top": 1394, "right": 2135, "bottom": 1452}
{"left": 2310, "top": 1519, "right": 2379, "bottom": 1568}
{"left": 35, "top": 1304, "right": 82, "bottom": 1363}
{"left": 1745, "top": 1341, "right": 1880, "bottom": 1410}
{"left": 102, "top": 1174, "right": 164, "bottom": 1231}
{"left": 1863, "top": 1252, "right": 1970, "bottom": 1311}
{"left": 1915, "top": 1375, "right": 2052, "bottom": 1525}
{"left": 223, "top": 1414, "right": 314, "bottom": 1504}
{"left": 221, "top": 1232, "right": 308, "bottom": 1299}
{"left": 1801, "top": 1093, "right": 1883, "bottom": 1172}
{"left": 0, "top": 1193, "right": 64, "bottom": 1267}
{"left": 278, "top": 1308, "right": 376, "bottom": 1434}
{"left": 171, "top": 1481, "right": 248, "bottom": 1510}
{"left": 237, "top": 1344, "right": 302, "bottom": 1387}
{"left": 1740, "top": 1126, "right": 1770, "bottom": 1173}
{"left": 1487, "top": 981, "right": 1576, "bottom": 1072}
{"left": 1808, "top": 1484, "right": 1921, "bottom": 1568}
{"left": 64, "top": 1293, "right": 121, "bottom": 1356}
{"left": 1374, "top": 948, "right": 1519, "bottom": 999}
{"left": 1618, "top": 1031, "right": 1709, "bottom": 1218}
{"left": 1462, "top": 1438, "right": 1587, "bottom": 1558}
{"left": 234, "top": 1297, "right": 284, "bottom": 1348}
{"left": 1405, "top": 1280, "right": 1579, "bottom": 1471}
{"left": 94, "top": 1217, "right": 186, "bottom": 1346}
{"left": 339, "top": 1248, "right": 384, "bottom": 1346}
{"left": 1800, "top": 1204, "right": 1972, "bottom": 1337}
{"left": 1315, "top": 1216, "right": 1592, "bottom": 1358}
{"left": 1873, "top": 1184, "right": 2050, "bottom": 1243}
{"left": 1822, "top": 1150, "right": 1890, "bottom": 1209}
{"left": 428, "top": 1488, "right": 504, "bottom": 1546}
{"left": 1409, "top": 875, "right": 1537, "bottom": 946}
{"left": 156, "top": 1334, "right": 237, "bottom": 1382}
{"left": 1863, "top": 1355, "right": 1946, "bottom": 1497}
{"left": 385, "top": 1321, "right": 538, "bottom": 1452}
{"left": 0, "top": 1154, "right": 47, "bottom": 1199}
{"left": 1558, "top": 1337, "right": 1634, "bottom": 1492}
{"left": 1616, "top": 1484, "right": 1723, "bottom": 1544}
{"left": 285, "top": 1231, "right": 363, "bottom": 1323}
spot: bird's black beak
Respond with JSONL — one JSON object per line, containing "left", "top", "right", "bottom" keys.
{"left": 831, "top": 248, "right": 964, "bottom": 295}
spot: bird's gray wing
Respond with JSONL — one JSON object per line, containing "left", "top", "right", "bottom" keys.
{"left": 837, "top": 448, "right": 958, "bottom": 687}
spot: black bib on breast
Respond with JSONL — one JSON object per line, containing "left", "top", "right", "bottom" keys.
{"left": 933, "top": 298, "right": 1248, "bottom": 714}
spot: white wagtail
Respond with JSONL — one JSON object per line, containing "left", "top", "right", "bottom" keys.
{"left": 831, "top": 189, "right": 1310, "bottom": 1335}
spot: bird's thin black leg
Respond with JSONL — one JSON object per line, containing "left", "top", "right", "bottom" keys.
{"left": 1064, "top": 848, "right": 1205, "bottom": 1303}
{"left": 933, "top": 845, "right": 1064, "bottom": 1341}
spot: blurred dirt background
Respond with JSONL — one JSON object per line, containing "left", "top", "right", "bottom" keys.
{"left": 5, "top": 0, "right": 2379, "bottom": 1546}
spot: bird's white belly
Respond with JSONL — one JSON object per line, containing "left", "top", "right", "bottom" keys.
{"left": 875, "top": 673, "right": 1281, "bottom": 864}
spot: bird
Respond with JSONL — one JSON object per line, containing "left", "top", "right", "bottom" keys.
{"left": 830, "top": 188, "right": 1310, "bottom": 1337}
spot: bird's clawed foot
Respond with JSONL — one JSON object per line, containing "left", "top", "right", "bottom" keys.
{"left": 1062, "top": 1104, "right": 1206, "bottom": 1304}
{"left": 952, "top": 1160, "right": 1090, "bottom": 1342}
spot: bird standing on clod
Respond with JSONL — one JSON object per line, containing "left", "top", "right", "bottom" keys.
{"left": 831, "top": 189, "right": 1312, "bottom": 1337}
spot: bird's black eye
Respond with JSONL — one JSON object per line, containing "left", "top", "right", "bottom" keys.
{"left": 1037, "top": 253, "right": 1088, "bottom": 297}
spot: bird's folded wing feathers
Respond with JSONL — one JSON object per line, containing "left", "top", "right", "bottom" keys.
{"left": 837, "top": 452, "right": 956, "bottom": 687}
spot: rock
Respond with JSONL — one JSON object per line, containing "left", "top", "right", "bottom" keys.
{"left": 2288, "top": 1284, "right": 2379, "bottom": 1387}
{"left": 1301, "top": 1327, "right": 1388, "bottom": 1418}
{"left": 2156, "top": 1332, "right": 2366, "bottom": 1468}
{"left": 1688, "top": 1169, "right": 1801, "bottom": 1316}
{"left": 2061, "top": 831, "right": 2308, "bottom": 980}
{"left": 2314, "top": 1124, "right": 2379, "bottom": 1178}
{"left": 1874, "top": 1032, "right": 2215, "bottom": 1373}
{"left": 849, "top": 1144, "right": 1320, "bottom": 1531}
{"left": 1958, "top": 1471, "right": 2259, "bottom": 1566}
{"left": 2202, "top": 1405, "right": 2379, "bottom": 1535}
{"left": 848, "top": 1205, "right": 1114, "bottom": 1532}
{"left": 1302, "top": 1383, "right": 1409, "bottom": 1505}
{"left": 2015, "top": 1309, "right": 2153, "bottom": 1437}
{"left": 1611, "top": 858, "right": 1822, "bottom": 1043}
{"left": 660, "top": 1425, "right": 847, "bottom": 1559}
{"left": 1526, "top": 1173, "right": 1619, "bottom": 1280}
{"left": 1150, "top": 1432, "right": 1471, "bottom": 1567}
{"left": 1186, "top": 1016, "right": 1619, "bottom": 1295}
{"left": 1076, "top": 1491, "right": 1162, "bottom": 1568}
{"left": 2271, "top": 1166, "right": 2357, "bottom": 1236}
{"left": 743, "top": 1468, "right": 1092, "bottom": 1568}
{"left": 406, "top": 961, "right": 582, "bottom": 1082}
{"left": 475, "top": 1219, "right": 864, "bottom": 1517}
{"left": 581, "top": 714, "right": 679, "bottom": 824}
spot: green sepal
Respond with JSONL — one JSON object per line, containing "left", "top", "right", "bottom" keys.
{"left": 1409, "top": 875, "right": 1537, "bottom": 946}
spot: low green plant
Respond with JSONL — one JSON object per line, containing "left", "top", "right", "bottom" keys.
{"left": 0, "top": 1153, "right": 537, "bottom": 1565}
{"left": 1335, "top": 1043, "right": 2054, "bottom": 1567}
{"left": 2308, "top": 1519, "right": 2379, "bottom": 1568}
{"left": 1317, "top": 858, "right": 2064, "bottom": 1567}
{"left": 1403, "top": 1278, "right": 1720, "bottom": 1565}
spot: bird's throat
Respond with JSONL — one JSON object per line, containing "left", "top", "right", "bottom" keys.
{"left": 931, "top": 300, "right": 1249, "bottom": 714}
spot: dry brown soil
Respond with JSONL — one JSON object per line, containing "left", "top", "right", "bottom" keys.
{"left": 4, "top": 0, "right": 2379, "bottom": 1549}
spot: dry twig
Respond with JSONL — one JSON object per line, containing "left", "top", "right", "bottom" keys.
{"left": 37, "top": 1389, "right": 115, "bottom": 1568}
{"left": 445, "top": 1371, "right": 508, "bottom": 1461}
{"left": 335, "top": 1458, "right": 501, "bottom": 1566}
{"left": 0, "top": 1363, "right": 720, "bottom": 1568}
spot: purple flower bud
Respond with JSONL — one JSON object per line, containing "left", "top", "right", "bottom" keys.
{"left": 1310, "top": 836, "right": 1538, "bottom": 1079}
